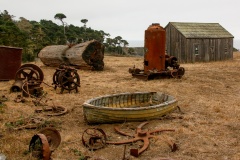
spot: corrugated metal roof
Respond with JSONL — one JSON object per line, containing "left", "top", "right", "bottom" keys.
{"left": 169, "top": 22, "right": 234, "bottom": 38}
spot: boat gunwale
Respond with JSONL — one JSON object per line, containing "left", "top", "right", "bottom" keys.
{"left": 83, "top": 92, "right": 177, "bottom": 111}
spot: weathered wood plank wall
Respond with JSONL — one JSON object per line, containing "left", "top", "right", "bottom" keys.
{"left": 165, "top": 23, "right": 233, "bottom": 63}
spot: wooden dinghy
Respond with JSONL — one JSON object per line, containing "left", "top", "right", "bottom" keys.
{"left": 83, "top": 92, "right": 178, "bottom": 124}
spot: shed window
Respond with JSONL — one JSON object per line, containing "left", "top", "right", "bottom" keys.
{"left": 210, "top": 46, "right": 215, "bottom": 54}
{"left": 194, "top": 45, "right": 199, "bottom": 55}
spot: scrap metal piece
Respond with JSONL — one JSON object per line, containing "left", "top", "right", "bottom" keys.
{"left": 10, "top": 80, "right": 23, "bottom": 92}
{"left": 82, "top": 128, "right": 107, "bottom": 150}
{"left": 35, "top": 105, "right": 68, "bottom": 116}
{"left": 29, "top": 133, "right": 51, "bottom": 160}
{"left": 14, "top": 95, "right": 26, "bottom": 103}
{"left": 39, "top": 127, "right": 61, "bottom": 151}
{"left": 22, "top": 80, "right": 43, "bottom": 98}
{"left": 9, "top": 116, "right": 46, "bottom": 130}
{"left": 107, "top": 122, "right": 177, "bottom": 157}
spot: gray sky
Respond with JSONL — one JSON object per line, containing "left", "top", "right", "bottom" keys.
{"left": 1, "top": 0, "right": 239, "bottom": 44}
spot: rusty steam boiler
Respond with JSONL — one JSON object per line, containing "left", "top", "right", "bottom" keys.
{"left": 129, "top": 23, "right": 185, "bottom": 80}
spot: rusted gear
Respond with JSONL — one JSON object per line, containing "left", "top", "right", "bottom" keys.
{"left": 19, "top": 64, "right": 44, "bottom": 82}
{"left": 29, "top": 133, "right": 51, "bottom": 160}
{"left": 107, "top": 122, "right": 177, "bottom": 157}
{"left": 39, "top": 127, "right": 61, "bottom": 151}
{"left": 82, "top": 128, "right": 107, "bottom": 150}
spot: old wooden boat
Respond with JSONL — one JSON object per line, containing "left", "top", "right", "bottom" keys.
{"left": 83, "top": 92, "right": 178, "bottom": 124}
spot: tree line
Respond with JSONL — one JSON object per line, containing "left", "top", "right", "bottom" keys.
{"left": 0, "top": 10, "right": 130, "bottom": 62}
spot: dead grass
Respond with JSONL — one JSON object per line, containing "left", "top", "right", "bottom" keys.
{"left": 0, "top": 52, "right": 240, "bottom": 160}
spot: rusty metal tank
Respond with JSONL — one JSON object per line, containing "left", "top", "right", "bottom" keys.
{"left": 144, "top": 23, "right": 166, "bottom": 73}
{"left": 0, "top": 46, "right": 22, "bottom": 80}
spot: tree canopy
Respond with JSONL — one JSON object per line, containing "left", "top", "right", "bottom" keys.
{"left": 0, "top": 10, "right": 130, "bottom": 62}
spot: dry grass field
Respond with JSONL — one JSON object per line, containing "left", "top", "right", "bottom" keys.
{"left": 0, "top": 52, "right": 240, "bottom": 160}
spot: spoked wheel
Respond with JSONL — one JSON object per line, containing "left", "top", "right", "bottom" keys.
{"left": 19, "top": 64, "right": 44, "bottom": 82}
{"left": 82, "top": 128, "right": 107, "bottom": 150}
{"left": 15, "top": 67, "right": 40, "bottom": 81}
{"left": 58, "top": 70, "right": 80, "bottom": 93}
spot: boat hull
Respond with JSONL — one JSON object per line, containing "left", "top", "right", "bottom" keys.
{"left": 83, "top": 92, "right": 178, "bottom": 124}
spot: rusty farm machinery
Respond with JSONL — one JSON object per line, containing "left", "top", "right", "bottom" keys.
{"left": 129, "top": 23, "right": 185, "bottom": 80}
{"left": 52, "top": 64, "right": 80, "bottom": 94}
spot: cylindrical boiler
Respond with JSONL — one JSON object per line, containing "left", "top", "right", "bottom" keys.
{"left": 144, "top": 23, "right": 166, "bottom": 73}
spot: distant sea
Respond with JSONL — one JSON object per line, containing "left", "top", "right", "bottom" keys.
{"left": 234, "top": 39, "right": 240, "bottom": 50}
{"left": 128, "top": 39, "right": 240, "bottom": 50}
{"left": 128, "top": 40, "right": 144, "bottom": 47}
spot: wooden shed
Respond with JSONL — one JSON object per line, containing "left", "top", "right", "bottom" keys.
{"left": 165, "top": 22, "right": 234, "bottom": 63}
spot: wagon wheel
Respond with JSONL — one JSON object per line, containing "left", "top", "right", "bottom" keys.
{"left": 15, "top": 67, "right": 40, "bottom": 81}
{"left": 19, "top": 64, "right": 44, "bottom": 82}
{"left": 58, "top": 70, "right": 80, "bottom": 93}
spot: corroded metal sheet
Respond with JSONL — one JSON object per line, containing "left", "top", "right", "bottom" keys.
{"left": 0, "top": 46, "right": 22, "bottom": 80}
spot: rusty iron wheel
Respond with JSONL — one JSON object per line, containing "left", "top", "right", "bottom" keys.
{"left": 39, "top": 127, "right": 61, "bottom": 151}
{"left": 15, "top": 67, "right": 39, "bottom": 81}
{"left": 58, "top": 70, "right": 80, "bottom": 91}
{"left": 29, "top": 133, "right": 51, "bottom": 160}
{"left": 82, "top": 128, "right": 107, "bottom": 150}
{"left": 19, "top": 64, "right": 44, "bottom": 82}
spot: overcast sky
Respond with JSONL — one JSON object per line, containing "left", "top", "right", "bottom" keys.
{"left": 1, "top": 0, "right": 239, "bottom": 44}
